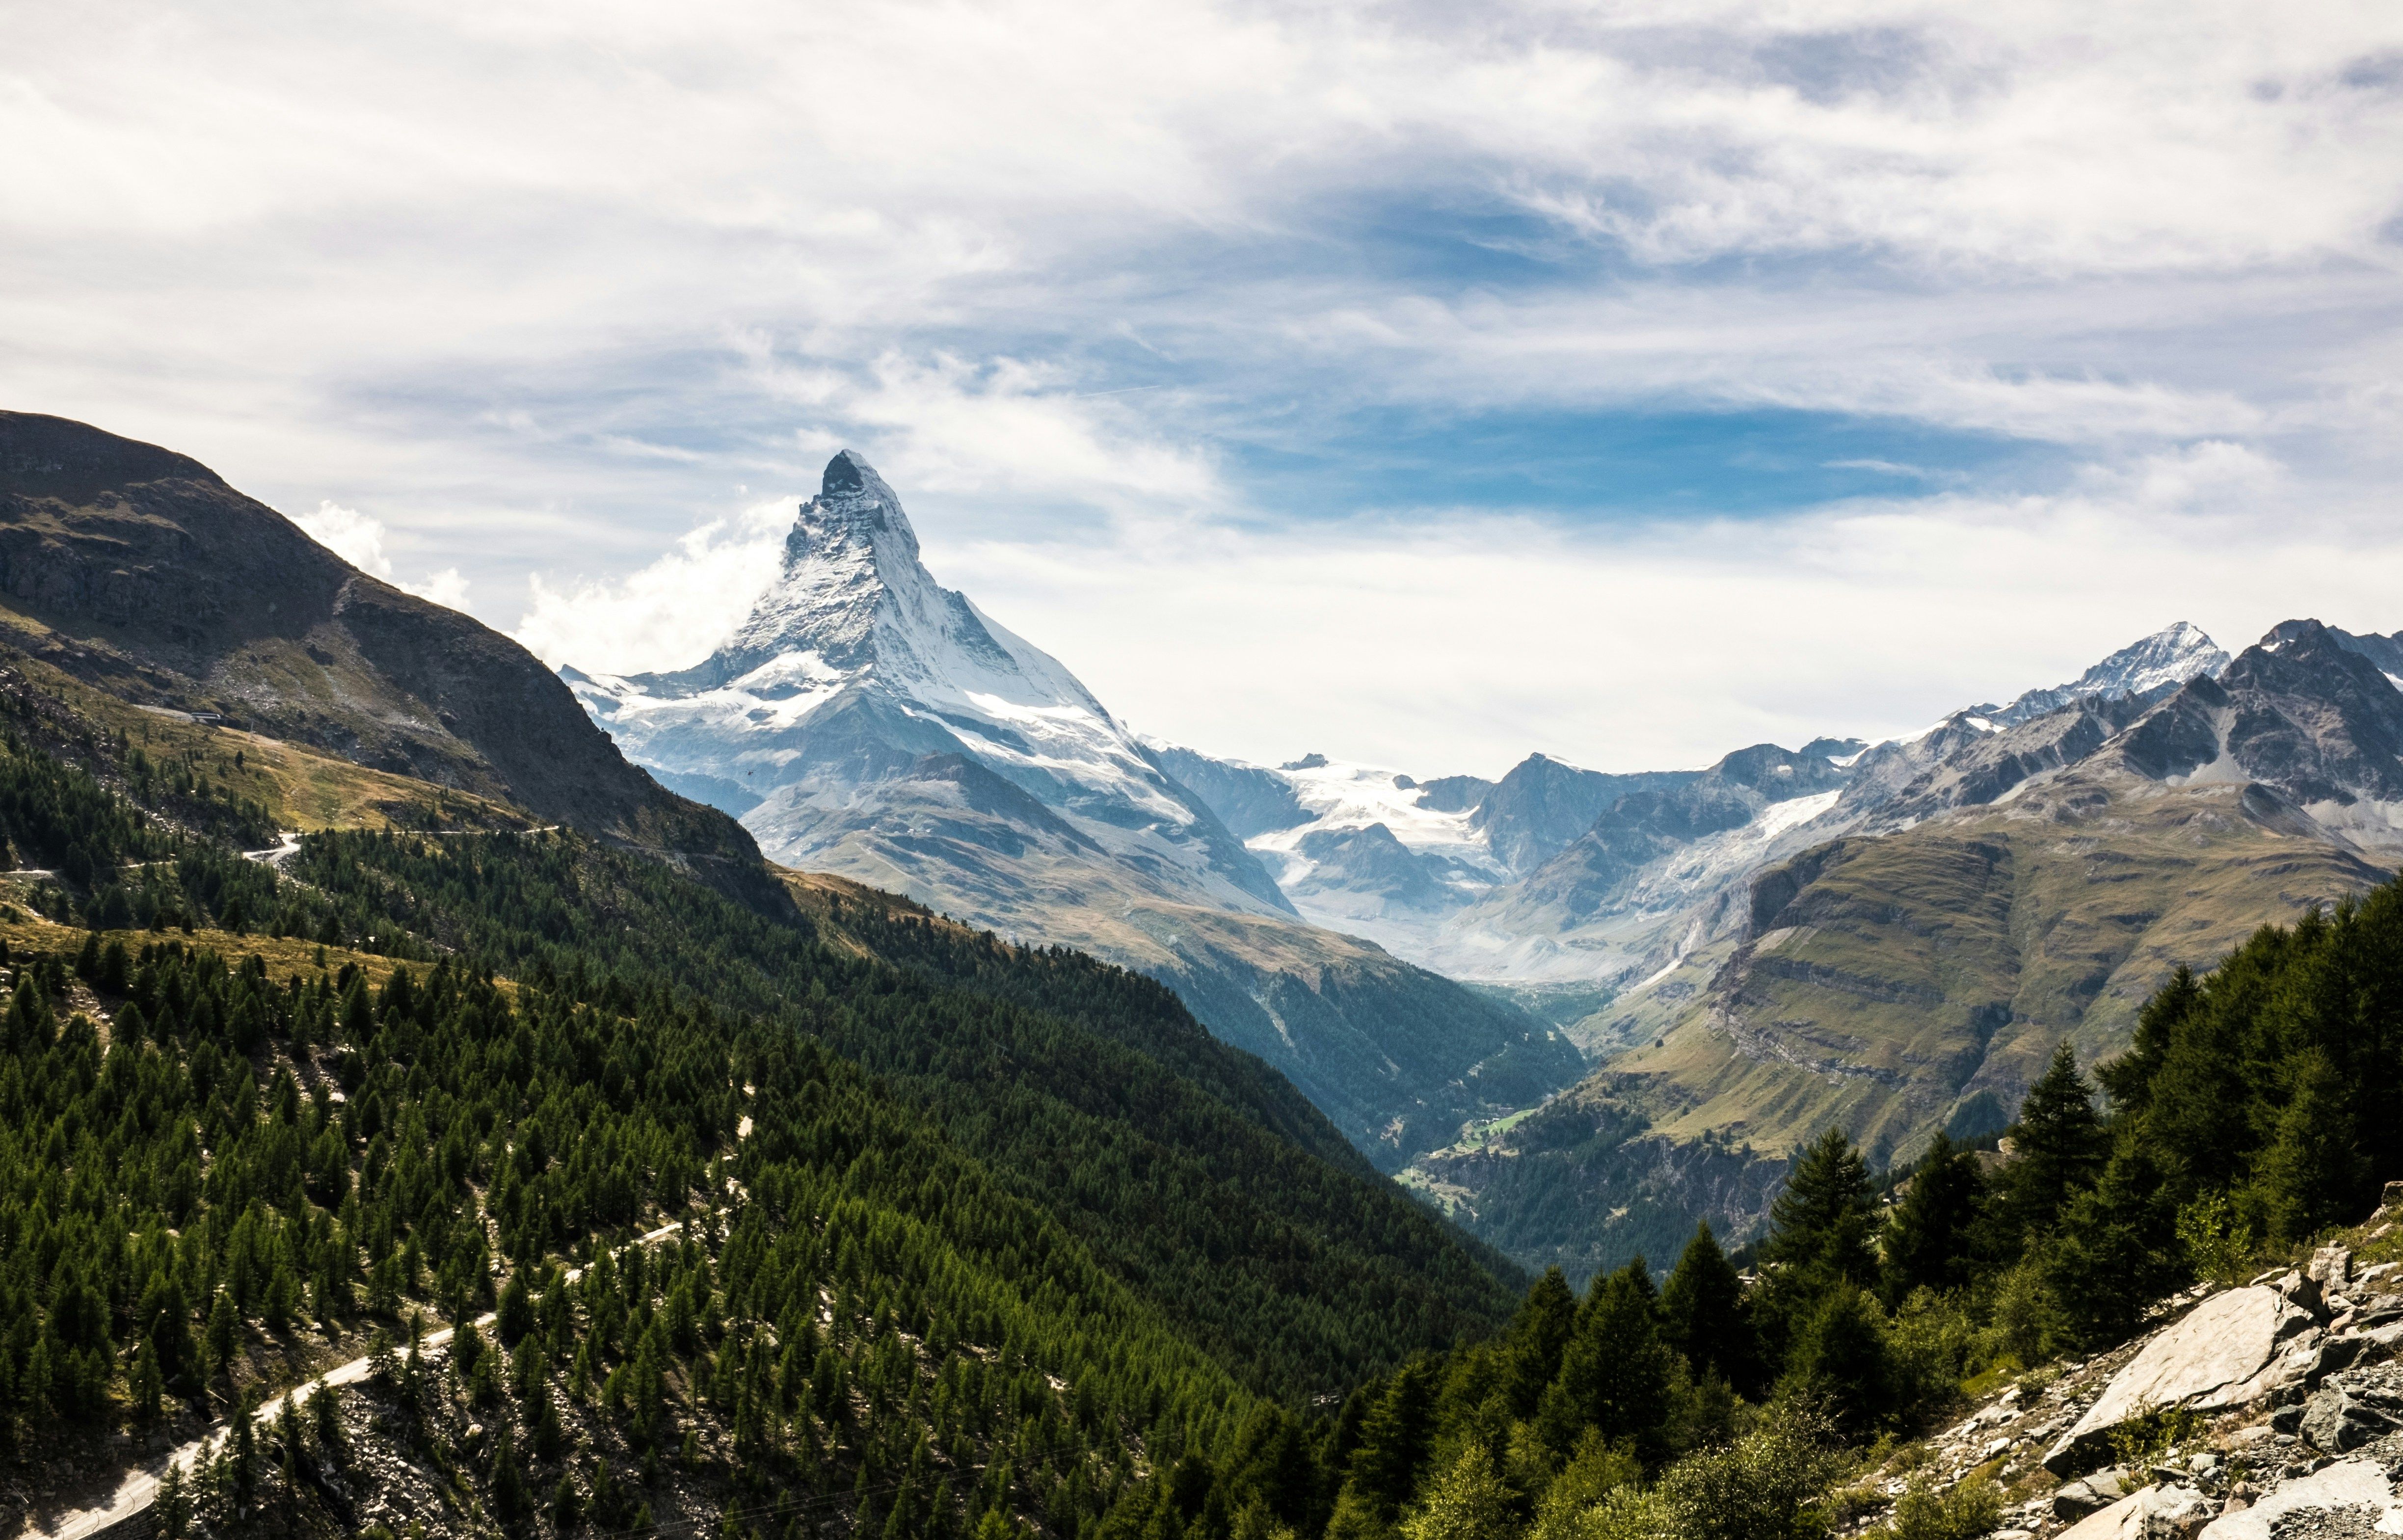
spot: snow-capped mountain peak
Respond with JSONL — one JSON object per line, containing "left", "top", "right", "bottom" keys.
{"left": 1989, "top": 621, "right": 2228, "bottom": 726}
{"left": 669, "top": 451, "right": 1102, "bottom": 717}
{"left": 565, "top": 451, "right": 1292, "bottom": 917}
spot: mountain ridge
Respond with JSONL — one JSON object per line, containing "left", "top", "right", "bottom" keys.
{"left": 0, "top": 409, "right": 755, "bottom": 871}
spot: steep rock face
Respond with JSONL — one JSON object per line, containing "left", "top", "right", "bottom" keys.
{"left": 572, "top": 453, "right": 1581, "bottom": 1166}
{"left": 1862, "top": 693, "right": 2160, "bottom": 828}
{"left": 2116, "top": 621, "right": 2403, "bottom": 841}
{"left": 574, "top": 452, "right": 1289, "bottom": 918}
{"left": 1987, "top": 619, "right": 2229, "bottom": 726}
{"left": 0, "top": 412, "right": 749, "bottom": 863}
{"left": 1145, "top": 740, "right": 1314, "bottom": 839}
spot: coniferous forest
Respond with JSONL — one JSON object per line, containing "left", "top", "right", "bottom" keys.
{"left": 5, "top": 666, "right": 2403, "bottom": 1540}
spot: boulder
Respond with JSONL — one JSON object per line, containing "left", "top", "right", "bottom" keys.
{"left": 2268, "top": 1270, "right": 2327, "bottom": 1320}
{"left": 2298, "top": 1385, "right": 2395, "bottom": 1453}
{"left": 2198, "top": 1457, "right": 2403, "bottom": 1539}
{"left": 2057, "top": 1484, "right": 2216, "bottom": 1540}
{"left": 2056, "top": 1468, "right": 2135, "bottom": 1521}
{"left": 2308, "top": 1245, "right": 2354, "bottom": 1291}
{"left": 2044, "top": 1288, "right": 2323, "bottom": 1475}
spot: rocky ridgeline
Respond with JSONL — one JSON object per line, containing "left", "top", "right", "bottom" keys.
{"left": 1851, "top": 1185, "right": 2403, "bottom": 1539}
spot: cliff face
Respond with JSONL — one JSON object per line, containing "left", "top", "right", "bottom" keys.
{"left": 0, "top": 411, "right": 754, "bottom": 865}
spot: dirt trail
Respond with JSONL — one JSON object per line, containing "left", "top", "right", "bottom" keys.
{"left": 23, "top": 1221, "right": 686, "bottom": 1540}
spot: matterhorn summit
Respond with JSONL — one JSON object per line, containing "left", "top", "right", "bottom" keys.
{"left": 568, "top": 451, "right": 1285, "bottom": 912}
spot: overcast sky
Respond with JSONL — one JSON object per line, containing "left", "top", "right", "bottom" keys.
{"left": 8, "top": 0, "right": 2403, "bottom": 776}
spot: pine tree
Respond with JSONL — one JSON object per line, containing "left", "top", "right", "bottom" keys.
{"left": 1762, "top": 1128, "right": 1877, "bottom": 1289}
{"left": 1779, "top": 1285, "right": 1896, "bottom": 1434}
{"left": 2047, "top": 1140, "right": 2182, "bottom": 1348}
{"left": 2255, "top": 1047, "right": 2366, "bottom": 1243}
{"left": 131, "top": 1340, "right": 164, "bottom": 1419}
{"left": 2003, "top": 1043, "right": 2107, "bottom": 1244}
{"left": 1339, "top": 1358, "right": 1440, "bottom": 1526}
{"left": 491, "top": 1425, "right": 529, "bottom": 1522}
{"left": 1880, "top": 1133, "right": 1986, "bottom": 1304}
{"left": 155, "top": 1459, "right": 192, "bottom": 1540}
{"left": 497, "top": 1268, "right": 535, "bottom": 1348}
{"left": 1500, "top": 1268, "right": 1578, "bottom": 1419}
{"left": 1660, "top": 1222, "right": 1755, "bottom": 1394}
{"left": 1538, "top": 1259, "right": 1675, "bottom": 1467}
{"left": 205, "top": 1290, "right": 240, "bottom": 1381}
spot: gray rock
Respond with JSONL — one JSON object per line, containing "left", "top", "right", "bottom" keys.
{"left": 2057, "top": 1483, "right": 2215, "bottom": 1539}
{"left": 2046, "top": 1288, "right": 2325, "bottom": 1475}
{"left": 2057, "top": 1468, "right": 2136, "bottom": 1520}
{"left": 2298, "top": 1387, "right": 2393, "bottom": 1453}
{"left": 2196, "top": 1457, "right": 2403, "bottom": 1538}
{"left": 2270, "top": 1270, "right": 2329, "bottom": 1320}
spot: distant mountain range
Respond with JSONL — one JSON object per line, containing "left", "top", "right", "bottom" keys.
{"left": 558, "top": 452, "right": 2403, "bottom": 1251}
{"left": 1152, "top": 621, "right": 2232, "bottom": 1004}
{"left": 1398, "top": 618, "right": 2403, "bottom": 1278}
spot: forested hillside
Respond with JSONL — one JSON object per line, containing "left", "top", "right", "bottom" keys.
{"left": 0, "top": 658, "right": 1522, "bottom": 1538}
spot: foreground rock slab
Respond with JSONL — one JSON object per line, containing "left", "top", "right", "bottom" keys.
{"left": 2046, "top": 1287, "right": 2320, "bottom": 1474}
{"left": 2198, "top": 1457, "right": 2403, "bottom": 1539}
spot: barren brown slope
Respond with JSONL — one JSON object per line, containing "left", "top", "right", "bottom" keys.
{"left": 0, "top": 411, "right": 751, "bottom": 865}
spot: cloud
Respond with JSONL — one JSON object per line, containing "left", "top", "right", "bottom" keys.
{"left": 512, "top": 499, "right": 796, "bottom": 673}
{"left": 291, "top": 500, "right": 474, "bottom": 611}
{"left": 294, "top": 501, "right": 392, "bottom": 576}
{"left": 937, "top": 456, "right": 2398, "bottom": 776}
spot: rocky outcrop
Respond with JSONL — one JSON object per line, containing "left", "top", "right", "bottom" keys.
{"left": 1832, "top": 1187, "right": 2403, "bottom": 1540}
{"left": 2198, "top": 1458, "right": 2403, "bottom": 1539}
{"left": 2056, "top": 1482, "right": 2216, "bottom": 1539}
{"left": 2044, "top": 1286, "right": 2323, "bottom": 1474}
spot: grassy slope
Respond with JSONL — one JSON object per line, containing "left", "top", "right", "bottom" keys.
{"left": 1418, "top": 770, "right": 2395, "bottom": 1281}
{"left": 1627, "top": 770, "right": 2394, "bottom": 1162}
{"left": 0, "top": 622, "right": 532, "bottom": 833}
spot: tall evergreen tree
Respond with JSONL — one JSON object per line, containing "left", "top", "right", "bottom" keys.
{"left": 2046, "top": 1138, "right": 2181, "bottom": 1348}
{"left": 1339, "top": 1358, "right": 1441, "bottom": 1527}
{"left": 1762, "top": 1127, "right": 1877, "bottom": 1289}
{"left": 1539, "top": 1259, "right": 1675, "bottom": 1467}
{"left": 1780, "top": 1284, "right": 1896, "bottom": 1434}
{"left": 1500, "top": 1267, "right": 1578, "bottom": 1419}
{"left": 2002, "top": 1043, "right": 2108, "bottom": 1243}
{"left": 1879, "top": 1133, "right": 1985, "bottom": 1304}
{"left": 1659, "top": 1222, "right": 1755, "bottom": 1394}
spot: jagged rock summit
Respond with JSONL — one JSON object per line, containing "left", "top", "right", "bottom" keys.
{"left": 571, "top": 450, "right": 1284, "bottom": 913}
{"left": 1989, "top": 619, "right": 2230, "bottom": 727}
